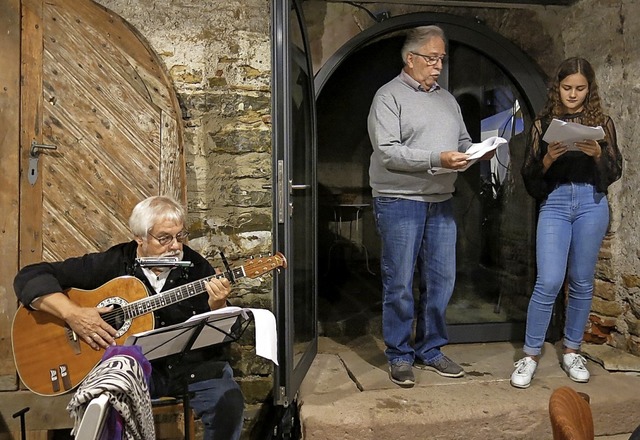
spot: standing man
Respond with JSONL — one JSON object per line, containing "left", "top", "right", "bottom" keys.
{"left": 14, "top": 195, "right": 244, "bottom": 439}
{"left": 368, "top": 25, "right": 475, "bottom": 387}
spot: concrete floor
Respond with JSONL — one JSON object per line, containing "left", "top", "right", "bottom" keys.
{"left": 299, "top": 336, "right": 640, "bottom": 439}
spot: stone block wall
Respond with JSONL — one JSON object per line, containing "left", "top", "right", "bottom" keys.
{"left": 562, "top": 0, "right": 640, "bottom": 356}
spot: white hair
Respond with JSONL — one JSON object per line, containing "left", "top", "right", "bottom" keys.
{"left": 401, "top": 25, "right": 447, "bottom": 64}
{"left": 128, "top": 195, "right": 186, "bottom": 238}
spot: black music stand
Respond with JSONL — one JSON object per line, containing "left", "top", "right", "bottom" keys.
{"left": 124, "top": 307, "right": 252, "bottom": 440}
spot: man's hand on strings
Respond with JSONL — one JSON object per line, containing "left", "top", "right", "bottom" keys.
{"left": 205, "top": 274, "right": 232, "bottom": 310}
{"left": 32, "top": 292, "right": 116, "bottom": 350}
{"left": 65, "top": 305, "right": 117, "bottom": 350}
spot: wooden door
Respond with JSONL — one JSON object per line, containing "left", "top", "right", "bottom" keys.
{"left": 0, "top": 0, "right": 22, "bottom": 397}
{"left": 0, "top": 0, "right": 185, "bottom": 400}
{"left": 22, "top": 0, "right": 185, "bottom": 261}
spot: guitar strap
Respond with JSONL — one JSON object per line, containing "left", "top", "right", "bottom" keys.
{"left": 124, "top": 260, "right": 136, "bottom": 276}
{"left": 219, "top": 251, "right": 235, "bottom": 283}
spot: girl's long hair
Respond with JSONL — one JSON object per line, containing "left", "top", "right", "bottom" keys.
{"left": 540, "top": 57, "right": 606, "bottom": 126}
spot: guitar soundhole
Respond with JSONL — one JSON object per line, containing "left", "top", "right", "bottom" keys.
{"left": 96, "top": 296, "right": 132, "bottom": 338}
{"left": 103, "top": 305, "right": 125, "bottom": 331}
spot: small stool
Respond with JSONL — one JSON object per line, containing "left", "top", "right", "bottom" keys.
{"left": 152, "top": 397, "right": 195, "bottom": 440}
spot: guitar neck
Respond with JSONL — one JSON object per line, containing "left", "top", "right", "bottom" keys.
{"left": 124, "top": 266, "right": 246, "bottom": 319}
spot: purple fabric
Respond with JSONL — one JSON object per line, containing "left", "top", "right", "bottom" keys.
{"left": 98, "top": 345, "right": 152, "bottom": 440}
{"left": 101, "top": 345, "right": 152, "bottom": 384}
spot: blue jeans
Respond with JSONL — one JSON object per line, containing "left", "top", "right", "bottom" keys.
{"left": 524, "top": 183, "right": 609, "bottom": 356}
{"left": 373, "top": 197, "right": 457, "bottom": 365}
{"left": 188, "top": 363, "right": 244, "bottom": 440}
{"left": 153, "top": 362, "right": 244, "bottom": 440}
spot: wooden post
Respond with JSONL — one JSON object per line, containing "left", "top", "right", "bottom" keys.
{"left": 0, "top": 0, "right": 23, "bottom": 393}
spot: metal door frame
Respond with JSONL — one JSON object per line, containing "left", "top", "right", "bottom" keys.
{"left": 271, "top": 0, "right": 318, "bottom": 408}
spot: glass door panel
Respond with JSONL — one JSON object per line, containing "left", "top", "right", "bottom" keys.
{"left": 446, "top": 42, "right": 536, "bottom": 340}
{"left": 272, "top": 0, "right": 317, "bottom": 407}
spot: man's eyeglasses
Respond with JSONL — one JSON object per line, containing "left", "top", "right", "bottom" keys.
{"left": 411, "top": 52, "right": 447, "bottom": 66}
{"left": 147, "top": 230, "right": 190, "bottom": 246}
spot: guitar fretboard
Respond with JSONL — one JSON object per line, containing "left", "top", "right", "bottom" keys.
{"left": 123, "top": 267, "right": 246, "bottom": 319}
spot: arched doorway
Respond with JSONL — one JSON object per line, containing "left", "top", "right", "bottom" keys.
{"left": 315, "top": 13, "right": 550, "bottom": 343}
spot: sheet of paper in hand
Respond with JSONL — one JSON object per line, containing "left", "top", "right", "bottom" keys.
{"left": 429, "top": 136, "right": 508, "bottom": 175}
{"left": 542, "top": 118, "right": 605, "bottom": 151}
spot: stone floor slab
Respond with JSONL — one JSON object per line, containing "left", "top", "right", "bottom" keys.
{"left": 300, "top": 337, "right": 640, "bottom": 439}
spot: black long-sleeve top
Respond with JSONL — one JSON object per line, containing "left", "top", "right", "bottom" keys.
{"left": 521, "top": 113, "right": 623, "bottom": 201}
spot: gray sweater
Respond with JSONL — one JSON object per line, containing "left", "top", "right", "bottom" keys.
{"left": 368, "top": 71, "right": 472, "bottom": 202}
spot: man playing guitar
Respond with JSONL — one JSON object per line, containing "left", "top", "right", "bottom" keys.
{"left": 13, "top": 195, "right": 244, "bottom": 440}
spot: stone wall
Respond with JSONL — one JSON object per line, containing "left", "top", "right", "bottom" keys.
{"left": 305, "top": 0, "right": 639, "bottom": 356}
{"left": 561, "top": 0, "right": 640, "bottom": 356}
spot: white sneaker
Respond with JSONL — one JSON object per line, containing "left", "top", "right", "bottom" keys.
{"left": 511, "top": 357, "right": 538, "bottom": 388}
{"left": 563, "top": 353, "right": 590, "bottom": 383}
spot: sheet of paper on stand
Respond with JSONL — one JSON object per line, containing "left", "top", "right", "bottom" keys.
{"left": 247, "top": 308, "right": 278, "bottom": 365}
{"left": 429, "top": 136, "right": 508, "bottom": 175}
{"left": 185, "top": 307, "right": 278, "bottom": 365}
{"left": 542, "top": 118, "right": 605, "bottom": 151}
{"left": 124, "top": 306, "right": 278, "bottom": 365}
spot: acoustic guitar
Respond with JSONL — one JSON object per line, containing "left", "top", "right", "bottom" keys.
{"left": 11, "top": 252, "right": 286, "bottom": 396}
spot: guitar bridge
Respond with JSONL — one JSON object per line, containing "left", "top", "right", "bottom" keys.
{"left": 66, "top": 327, "right": 81, "bottom": 354}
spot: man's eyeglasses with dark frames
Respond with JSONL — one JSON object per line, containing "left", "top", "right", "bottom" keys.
{"left": 411, "top": 52, "right": 447, "bottom": 66}
{"left": 147, "top": 230, "right": 190, "bottom": 246}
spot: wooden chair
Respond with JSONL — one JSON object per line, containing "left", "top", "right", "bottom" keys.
{"left": 152, "top": 397, "right": 196, "bottom": 440}
{"left": 549, "top": 386, "right": 594, "bottom": 440}
{"left": 74, "top": 395, "right": 194, "bottom": 440}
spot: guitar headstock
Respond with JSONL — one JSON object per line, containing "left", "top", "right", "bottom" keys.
{"left": 244, "top": 252, "right": 287, "bottom": 279}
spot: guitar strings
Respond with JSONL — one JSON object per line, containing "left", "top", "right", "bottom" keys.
{"left": 95, "top": 268, "right": 241, "bottom": 326}
{"left": 97, "top": 275, "right": 218, "bottom": 323}
{"left": 94, "top": 256, "right": 278, "bottom": 332}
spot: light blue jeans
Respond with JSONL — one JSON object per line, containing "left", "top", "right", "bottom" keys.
{"left": 523, "top": 183, "right": 609, "bottom": 356}
{"left": 373, "top": 197, "right": 457, "bottom": 365}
